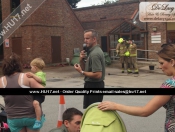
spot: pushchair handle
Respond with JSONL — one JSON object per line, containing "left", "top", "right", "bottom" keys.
{"left": 0, "top": 104, "right": 5, "bottom": 110}
{"left": 0, "top": 111, "right": 6, "bottom": 117}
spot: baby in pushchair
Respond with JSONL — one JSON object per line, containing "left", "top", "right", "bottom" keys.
{"left": 0, "top": 104, "right": 10, "bottom": 132}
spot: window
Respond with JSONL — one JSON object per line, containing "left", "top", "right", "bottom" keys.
{"left": 109, "top": 35, "right": 118, "bottom": 49}
{"left": 11, "top": 0, "right": 20, "bottom": 13}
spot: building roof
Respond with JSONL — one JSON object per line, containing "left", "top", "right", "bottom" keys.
{"left": 74, "top": 0, "right": 147, "bottom": 31}
{"left": 74, "top": 1, "right": 139, "bottom": 23}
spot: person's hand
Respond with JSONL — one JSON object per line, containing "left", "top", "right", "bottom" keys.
{"left": 80, "top": 50, "right": 86, "bottom": 61}
{"left": 98, "top": 101, "right": 117, "bottom": 111}
{"left": 26, "top": 72, "right": 34, "bottom": 78}
{"left": 116, "top": 50, "right": 119, "bottom": 56}
{"left": 74, "top": 63, "right": 82, "bottom": 73}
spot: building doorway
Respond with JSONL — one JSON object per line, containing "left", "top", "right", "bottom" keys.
{"left": 12, "top": 37, "right": 22, "bottom": 58}
{"left": 51, "top": 36, "right": 61, "bottom": 63}
{"left": 101, "top": 36, "right": 107, "bottom": 52}
{"left": 167, "top": 31, "right": 175, "bottom": 44}
{"left": 167, "top": 22, "right": 175, "bottom": 44}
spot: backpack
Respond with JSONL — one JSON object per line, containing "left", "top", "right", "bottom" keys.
{"left": 80, "top": 103, "right": 127, "bottom": 132}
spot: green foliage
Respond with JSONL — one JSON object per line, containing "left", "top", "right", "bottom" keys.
{"left": 67, "top": 0, "right": 81, "bottom": 8}
{"left": 103, "top": 0, "right": 119, "bottom": 5}
{"left": 91, "top": 0, "right": 119, "bottom": 6}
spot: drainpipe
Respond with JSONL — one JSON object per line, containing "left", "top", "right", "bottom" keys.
{"left": 107, "top": 32, "right": 110, "bottom": 55}
{"left": 144, "top": 0, "right": 148, "bottom": 60}
{"left": 146, "top": 22, "right": 148, "bottom": 60}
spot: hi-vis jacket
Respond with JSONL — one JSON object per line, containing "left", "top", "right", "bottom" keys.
{"left": 116, "top": 42, "right": 127, "bottom": 56}
{"left": 128, "top": 43, "right": 137, "bottom": 57}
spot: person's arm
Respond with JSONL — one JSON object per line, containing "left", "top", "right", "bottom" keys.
{"left": 98, "top": 95, "right": 171, "bottom": 117}
{"left": 80, "top": 59, "right": 85, "bottom": 71}
{"left": 23, "top": 73, "right": 44, "bottom": 88}
{"left": 32, "top": 74, "right": 42, "bottom": 84}
{"left": 75, "top": 54, "right": 103, "bottom": 79}
{"left": 26, "top": 72, "right": 42, "bottom": 83}
{"left": 83, "top": 71, "right": 102, "bottom": 79}
{"left": 79, "top": 50, "right": 86, "bottom": 70}
{"left": 29, "top": 78, "right": 44, "bottom": 88}
{"left": 116, "top": 43, "right": 120, "bottom": 53}
{"left": 132, "top": 43, "right": 137, "bottom": 50}
{"left": 74, "top": 64, "right": 102, "bottom": 79}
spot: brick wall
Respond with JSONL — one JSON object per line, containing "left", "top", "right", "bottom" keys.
{"left": 147, "top": 23, "right": 167, "bottom": 59}
{"left": 140, "top": 0, "right": 169, "bottom": 59}
{"left": 74, "top": 1, "right": 139, "bottom": 46}
{"left": 1, "top": 0, "right": 171, "bottom": 62}
{"left": 75, "top": 0, "right": 171, "bottom": 60}
{"left": 1, "top": 0, "right": 15, "bottom": 59}
{"left": 2, "top": 0, "right": 84, "bottom": 64}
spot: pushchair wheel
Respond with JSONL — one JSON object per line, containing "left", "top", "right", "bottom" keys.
{"left": 0, "top": 122, "right": 10, "bottom": 132}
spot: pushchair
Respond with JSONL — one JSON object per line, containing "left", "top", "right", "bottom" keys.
{"left": 80, "top": 102, "right": 127, "bottom": 132}
{"left": 0, "top": 104, "right": 10, "bottom": 132}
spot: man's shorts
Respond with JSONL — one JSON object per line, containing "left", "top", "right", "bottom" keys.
{"left": 7, "top": 115, "right": 45, "bottom": 132}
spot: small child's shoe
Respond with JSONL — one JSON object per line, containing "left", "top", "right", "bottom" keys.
{"left": 33, "top": 120, "right": 41, "bottom": 129}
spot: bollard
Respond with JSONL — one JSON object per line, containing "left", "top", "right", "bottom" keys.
{"left": 66, "top": 58, "right": 70, "bottom": 65}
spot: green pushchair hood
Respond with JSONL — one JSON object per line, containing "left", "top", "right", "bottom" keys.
{"left": 80, "top": 103, "right": 127, "bottom": 132}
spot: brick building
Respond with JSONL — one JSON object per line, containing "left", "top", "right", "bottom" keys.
{"left": 74, "top": 0, "right": 146, "bottom": 58}
{"left": 75, "top": 0, "right": 175, "bottom": 60}
{"left": 0, "top": 0, "right": 84, "bottom": 64}
{"left": 0, "top": 0, "right": 175, "bottom": 63}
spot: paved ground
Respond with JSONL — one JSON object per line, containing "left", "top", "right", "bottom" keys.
{"left": 43, "top": 60, "right": 166, "bottom": 88}
{"left": 0, "top": 60, "right": 168, "bottom": 132}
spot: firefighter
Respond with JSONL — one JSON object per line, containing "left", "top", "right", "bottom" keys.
{"left": 116, "top": 38, "right": 130, "bottom": 73}
{"left": 125, "top": 41, "right": 132, "bottom": 74}
{"left": 128, "top": 38, "right": 139, "bottom": 74}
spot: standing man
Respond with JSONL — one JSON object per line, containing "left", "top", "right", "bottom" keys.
{"left": 49, "top": 108, "right": 83, "bottom": 132}
{"left": 128, "top": 38, "right": 139, "bottom": 74}
{"left": 74, "top": 29, "right": 106, "bottom": 109}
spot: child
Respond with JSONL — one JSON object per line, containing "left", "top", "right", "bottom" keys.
{"left": 26, "top": 58, "right": 46, "bottom": 129}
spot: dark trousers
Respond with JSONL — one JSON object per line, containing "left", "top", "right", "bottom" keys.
{"left": 83, "top": 81, "right": 104, "bottom": 109}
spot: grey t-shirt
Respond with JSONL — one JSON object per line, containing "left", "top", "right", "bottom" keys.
{"left": 4, "top": 95, "right": 36, "bottom": 118}
{"left": 3, "top": 73, "right": 39, "bottom": 119}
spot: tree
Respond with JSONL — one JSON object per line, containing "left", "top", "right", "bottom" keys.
{"left": 67, "top": 0, "right": 81, "bottom": 8}
{"left": 103, "top": 0, "right": 119, "bottom": 5}
{"left": 92, "top": 0, "right": 119, "bottom": 6}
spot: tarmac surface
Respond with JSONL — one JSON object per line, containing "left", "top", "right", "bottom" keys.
{"left": 0, "top": 60, "right": 169, "bottom": 132}
{"left": 42, "top": 60, "right": 167, "bottom": 88}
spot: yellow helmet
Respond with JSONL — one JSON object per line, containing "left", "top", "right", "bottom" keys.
{"left": 118, "top": 38, "right": 124, "bottom": 43}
